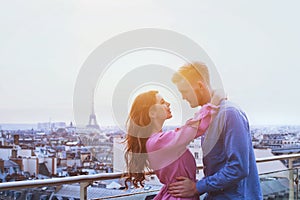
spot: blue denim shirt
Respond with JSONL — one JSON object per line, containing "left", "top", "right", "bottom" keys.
{"left": 196, "top": 100, "right": 262, "bottom": 200}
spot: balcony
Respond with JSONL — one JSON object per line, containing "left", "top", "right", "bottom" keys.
{"left": 0, "top": 153, "right": 300, "bottom": 200}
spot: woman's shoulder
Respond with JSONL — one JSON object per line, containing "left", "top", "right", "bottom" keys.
{"left": 148, "top": 130, "right": 176, "bottom": 142}
{"left": 147, "top": 130, "right": 177, "bottom": 151}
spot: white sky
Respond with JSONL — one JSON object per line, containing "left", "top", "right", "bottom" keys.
{"left": 1, "top": 0, "right": 300, "bottom": 126}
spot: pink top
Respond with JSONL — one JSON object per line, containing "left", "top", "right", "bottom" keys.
{"left": 146, "top": 103, "right": 218, "bottom": 200}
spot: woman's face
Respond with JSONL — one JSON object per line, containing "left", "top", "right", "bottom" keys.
{"left": 150, "top": 93, "right": 172, "bottom": 120}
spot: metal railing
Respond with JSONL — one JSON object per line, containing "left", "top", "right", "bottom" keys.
{"left": 1, "top": 153, "right": 300, "bottom": 200}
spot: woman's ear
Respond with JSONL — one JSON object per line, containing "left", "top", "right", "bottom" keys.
{"left": 148, "top": 105, "right": 156, "bottom": 119}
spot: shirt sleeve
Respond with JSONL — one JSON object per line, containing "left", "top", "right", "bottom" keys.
{"left": 146, "top": 104, "right": 217, "bottom": 171}
{"left": 196, "top": 108, "right": 251, "bottom": 194}
{"left": 192, "top": 103, "right": 219, "bottom": 138}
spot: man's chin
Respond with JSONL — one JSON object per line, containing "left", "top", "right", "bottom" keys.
{"left": 189, "top": 103, "right": 198, "bottom": 108}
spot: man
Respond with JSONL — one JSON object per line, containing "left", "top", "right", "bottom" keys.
{"left": 168, "top": 62, "right": 262, "bottom": 199}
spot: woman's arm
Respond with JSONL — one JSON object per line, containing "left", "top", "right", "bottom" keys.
{"left": 146, "top": 104, "right": 218, "bottom": 171}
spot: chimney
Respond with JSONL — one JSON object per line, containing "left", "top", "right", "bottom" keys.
{"left": 14, "top": 135, "right": 19, "bottom": 145}
{"left": 12, "top": 149, "right": 17, "bottom": 158}
{"left": 0, "top": 159, "right": 4, "bottom": 173}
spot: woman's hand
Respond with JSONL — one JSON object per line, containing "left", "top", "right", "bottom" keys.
{"left": 211, "top": 89, "right": 226, "bottom": 105}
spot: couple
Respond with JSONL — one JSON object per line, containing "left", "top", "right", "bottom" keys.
{"left": 124, "top": 62, "right": 262, "bottom": 199}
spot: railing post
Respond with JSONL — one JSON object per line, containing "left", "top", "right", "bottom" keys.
{"left": 80, "top": 182, "right": 90, "bottom": 200}
{"left": 296, "top": 168, "right": 299, "bottom": 200}
{"left": 288, "top": 158, "right": 295, "bottom": 199}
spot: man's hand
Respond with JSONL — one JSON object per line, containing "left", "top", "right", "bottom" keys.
{"left": 168, "top": 176, "right": 200, "bottom": 198}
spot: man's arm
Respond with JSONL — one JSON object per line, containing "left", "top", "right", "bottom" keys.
{"left": 169, "top": 108, "right": 251, "bottom": 196}
{"left": 196, "top": 108, "right": 250, "bottom": 193}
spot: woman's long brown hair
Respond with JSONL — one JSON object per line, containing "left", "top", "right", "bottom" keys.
{"left": 124, "top": 90, "right": 158, "bottom": 188}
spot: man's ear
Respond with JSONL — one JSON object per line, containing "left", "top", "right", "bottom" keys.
{"left": 196, "top": 80, "right": 205, "bottom": 89}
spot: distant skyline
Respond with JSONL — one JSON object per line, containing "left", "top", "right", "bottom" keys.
{"left": 1, "top": 1, "right": 300, "bottom": 126}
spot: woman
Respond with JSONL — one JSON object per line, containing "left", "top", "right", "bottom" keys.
{"left": 124, "top": 90, "right": 219, "bottom": 199}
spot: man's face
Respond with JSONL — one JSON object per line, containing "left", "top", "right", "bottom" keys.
{"left": 175, "top": 79, "right": 201, "bottom": 108}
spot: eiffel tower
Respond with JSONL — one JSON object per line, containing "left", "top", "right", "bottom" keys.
{"left": 86, "top": 102, "right": 100, "bottom": 130}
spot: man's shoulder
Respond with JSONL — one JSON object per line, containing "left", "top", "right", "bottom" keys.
{"left": 218, "top": 100, "right": 250, "bottom": 126}
{"left": 219, "top": 100, "right": 242, "bottom": 113}
{"left": 218, "top": 100, "right": 248, "bottom": 120}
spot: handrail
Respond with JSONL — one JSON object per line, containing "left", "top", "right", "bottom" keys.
{"left": 1, "top": 153, "right": 300, "bottom": 191}
{"left": 256, "top": 153, "right": 300, "bottom": 163}
{"left": 0, "top": 172, "right": 125, "bottom": 190}
{"left": 98, "top": 189, "right": 161, "bottom": 200}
